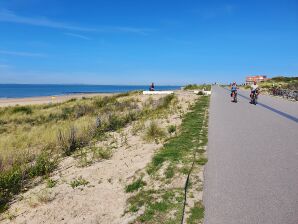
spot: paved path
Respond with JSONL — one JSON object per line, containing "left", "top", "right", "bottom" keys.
{"left": 204, "top": 86, "right": 298, "bottom": 224}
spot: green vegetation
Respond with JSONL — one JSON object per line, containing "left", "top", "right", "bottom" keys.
{"left": 259, "top": 76, "right": 298, "bottom": 90}
{"left": 187, "top": 202, "right": 205, "bottom": 224}
{"left": 167, "top": 124, "right": 176, "bottom": 135}
{"left": 125, "top": 178, "right": 146, "bottom": 193}
{"left": 0, "top": 152, "right": 57, "bottom": 212}
{"left": 0, "top": 91, "right": 177, "bottom": 213}
{"left": 46, "top": 179, "right": 57, "bottom": 188}
{"left": 127, "top": 96, "right": 209, "bottom": 223}
{"left": 147, "top": 96, "right": 209, "bottom": 175}
{"left": 144, "top": 121, "right": 166, "bottom": 142}
{"left": 127, "top": 189, "right": 184, "bottom": 223}
{"left": 70, "top": 176, "right": 89, "bottom": 189}
{"left": 184, "top": 84, "right": 211, "bottom": 91}
{"left": 11, "top": 106, "right": 33, "bottom": 114}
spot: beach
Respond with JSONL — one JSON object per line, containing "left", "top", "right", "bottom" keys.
{"left": 0, "top": 93, "right": 115, "bottom": 107}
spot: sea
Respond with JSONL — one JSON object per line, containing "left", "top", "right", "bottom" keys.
{"left": 0, "top": 84, "right": 182, "bottom": 98}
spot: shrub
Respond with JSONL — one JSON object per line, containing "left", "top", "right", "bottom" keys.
{"left": 57, "top": 127, "right": 80, "bottom": 156}
{"left": 28, "top": 152, "right": 57, "bottom": 178}
{"left": 167, "top": 125, "right": 176, "bottom": 135}
{"left": 0, "top": 152, "right": 57, "bottom": 213}
{"left": 11, "top": 106, "right": 33, "bottom": 114}
{"left": 91, "top": 147, "right": 112, "bottom": 160}
{"left": 93, "top": 96, "right": 116, "bottom": 108}
{"left": 61, "top": 107, "right": 73, "bottom": 119}
{"left": 144, "top": 121, "right": 165, "bottom": 142}
{"left": 131, "top": 121, "right": 145, "bottom": 135}
{"left": 184, "top": 84, "right": 199, "bottom": 90}
{"left": 73, "top": 104, "right": 94, "bottom": 118}
{"left": 156, "top": 94, "right": 175, "bottom": 110}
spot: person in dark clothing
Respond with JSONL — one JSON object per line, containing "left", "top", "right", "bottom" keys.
{"left": 149, "top": 82, "right": 155, "bottom": 91}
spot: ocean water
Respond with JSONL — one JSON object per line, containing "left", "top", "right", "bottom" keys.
{"left": 0, "top": 84, "right": 181, "bottom": 98}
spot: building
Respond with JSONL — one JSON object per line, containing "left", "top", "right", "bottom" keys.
{"left": 245, "top": 75, "right": 268, "bottom": 85}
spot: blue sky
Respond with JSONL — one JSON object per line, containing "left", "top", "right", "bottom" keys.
{"left": 0, "top": 0, "right": 297, "bottom": 85}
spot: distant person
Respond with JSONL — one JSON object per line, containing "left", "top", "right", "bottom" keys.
{"left": 149, "top": 82, "right": 155, "bottom": 91}
{"left": 230, "top": 82, "right": 237, "bottom": 97}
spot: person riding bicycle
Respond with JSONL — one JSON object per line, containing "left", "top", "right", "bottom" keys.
{"left": 230, "top": 82, "right": 237, "bottom": 97}
{"left": 250, "top": 81, "right": 259, "bottom": 99}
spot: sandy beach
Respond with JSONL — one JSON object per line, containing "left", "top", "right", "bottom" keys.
{"left": 0, "top": 93, "right": 115, "bottom": 107}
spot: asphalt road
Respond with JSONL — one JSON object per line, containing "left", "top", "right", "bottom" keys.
{"left": 203, "top": 86, "right": 298, "bottom": 224}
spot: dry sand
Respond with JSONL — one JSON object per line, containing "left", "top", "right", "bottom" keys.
{"left": 0, "top": 91, "right": 197, "bottom": 224}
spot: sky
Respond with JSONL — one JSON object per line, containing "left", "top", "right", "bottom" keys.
{"left": 0, "top": 0, "right": 297, "bottom": 85}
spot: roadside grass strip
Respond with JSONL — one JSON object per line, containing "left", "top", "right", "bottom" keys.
{"left": 126, "top": 96, "right": 210, "bottom": 224}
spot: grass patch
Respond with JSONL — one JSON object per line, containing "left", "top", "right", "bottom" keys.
{"left": 165, "top": 165, "right": 175, "bottom": 179}
{"left": 187, "top": 201, "right": 205, "bottom": 224}
{"left": 125, "top": 178, "right": 146, "bottom": 193}
{"left": 46, "top": 179, "right": 57, "bottom": 188}
{"left": 127, "top": 189, "right": 184, "bottom": 223}
{"left": 197, "top": 157, "right": 208, "bottom": 166}
{"left": 70, "top": 176, "right": 89, "bottom": 189}
{"left": 144, "top": 121, "right": 166, "bottom": 142}
{"left": 147, "top": 96, "right": 209, "bottom": 174}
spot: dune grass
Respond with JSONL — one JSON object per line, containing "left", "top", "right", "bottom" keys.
{"left": 184, "top": 84, "right": 211, "bottom": 91}
{"left": 259, "top": 76, "right": 298, "bottom": 90}
{"left": 0, "top": 92, "right": 177, "bottom": 213}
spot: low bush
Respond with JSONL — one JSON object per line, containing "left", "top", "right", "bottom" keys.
{"left": 0, "top": 152, "right": 57, "bottom": 212}
{"left": 167, "top": 125, "right": 176, "bottom": 135}
{"left": 144, "top": 121, "right": 165, "bottom": 142}
{"left": 11, "top": 106, "right": 33, "bottom": 115}
{"left": 57, "top": 126, "right": 91, "bottom": 156}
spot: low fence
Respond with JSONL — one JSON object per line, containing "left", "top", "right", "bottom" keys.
{"left": 271, "top": 88, "right": 298, "bottom": 101}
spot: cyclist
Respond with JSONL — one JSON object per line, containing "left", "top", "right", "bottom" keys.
{"left": 250, "top": 81, "right": 259, "bottom": 103}
{"left": 230, "top": 82, "right": 237, "bottom": 98}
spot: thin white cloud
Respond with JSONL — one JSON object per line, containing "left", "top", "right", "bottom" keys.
{"left": 64, "top": 32, "right": 90, "bottom": 40}
{"left": 0, "top": 50, "right": 46, "bottom": 57}
{"left": 0, "top": 9, "right": 97, "bottom": 32}
{"left": 0, "top": 9, "right": 155, "bottom": 35}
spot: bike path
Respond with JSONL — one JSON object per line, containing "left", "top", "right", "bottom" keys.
{"left": 203, "top": 86, "right": 298, "bottom": 224}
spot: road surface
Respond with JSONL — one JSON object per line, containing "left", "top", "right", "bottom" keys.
{"left": 204, "top": 86, "right": 298, "bottom": 224}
